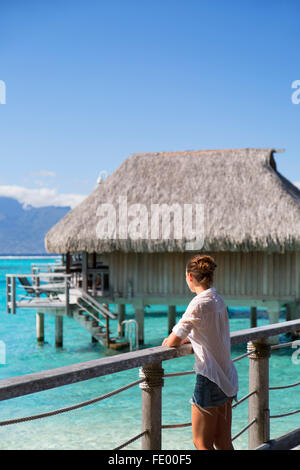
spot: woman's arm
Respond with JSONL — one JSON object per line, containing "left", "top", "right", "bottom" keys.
{"left": 162, "top": 332, "right": 191, "bottom": 348}
{"left": 162, "top": 300, "right": 198, "bottom": 348}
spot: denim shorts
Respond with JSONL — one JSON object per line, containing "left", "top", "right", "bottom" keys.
{"left": 190, "top": 374, "right": 236, "bottom": 410}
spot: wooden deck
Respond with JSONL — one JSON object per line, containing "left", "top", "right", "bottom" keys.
{"left": 6, "top": 274, "right": 129, "bottom": 350}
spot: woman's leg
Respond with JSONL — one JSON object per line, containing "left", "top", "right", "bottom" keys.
{"left": 213, "top": 399, "right": 234, "bottom": 450}
{"left": 191, "top": 403, "right": 219, "bottom": 450}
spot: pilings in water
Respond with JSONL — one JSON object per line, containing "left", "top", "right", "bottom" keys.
{"left": 36, "top": 313, "right": 63, "bottom": 347}
{"left": 286, "top": 301, "right": 300, "bottom": 321}
{"left": 33, "top": 297, "right": 298, "bottom": 352}
{"left": 135, "top": 307, "right": 144, "bottom": 345}
{"left": 55, "top": 316, "right": 63, "bottom": 348}
{"left": 268, "top": 309, "right": 280, "bottom": 344}
{"left": 168, "top": 305, "right": 176, "bottom": 334}
{"left": 117, "top": 304, "right": 126, "bottom": 338}
{"left": 250, "top": 306, "right": 257, "bottom": 328}
{"left": 36, "top": 313, "right": 45, "bottom": 344}
{"left": 133, "top": 304, "right": 177, "bottom": 346}
{"left": 91, "top": 308, "right": 99, "bottom": 343}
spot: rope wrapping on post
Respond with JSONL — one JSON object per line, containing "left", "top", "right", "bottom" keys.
{"left": 139, "top": 366, "right": 164, "bottom": 391}
{"left": 247, "top": 340, "right": 271, "bottom": 360}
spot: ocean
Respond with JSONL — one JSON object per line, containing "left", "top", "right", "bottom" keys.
{"left": 0, "top": 257, "right": 299, "bottom": 450}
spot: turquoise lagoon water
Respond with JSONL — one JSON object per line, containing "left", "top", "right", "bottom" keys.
{"left": 0, "top": 257, "right": 299, "bottom": 450}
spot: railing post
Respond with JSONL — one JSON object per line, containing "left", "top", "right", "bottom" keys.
{"left": 247, "top": 338, "right": 271, "bottom": 449}
{"left": 11, "top": 276, "right": 16, "bottom": 314}
{"left": 139, "top": 361, "right": 164, "bottom": 450}
{"left": 6, "top": 275, "right": 11, "bottom": 314}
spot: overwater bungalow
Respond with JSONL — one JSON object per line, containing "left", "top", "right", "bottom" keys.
{"left": 6, "top": 148, "right": 300, "bottom": 348}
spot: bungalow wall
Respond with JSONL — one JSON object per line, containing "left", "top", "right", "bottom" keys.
{"left": 97, "top": 251, "right": 300, "bottom": 301}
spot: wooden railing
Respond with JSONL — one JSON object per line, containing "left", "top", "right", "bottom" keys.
{"left": 6, "top": 273, "right": 72, "bottom": 315}
{"left": 0, "top": 319, "right": 300, "bottom": 450}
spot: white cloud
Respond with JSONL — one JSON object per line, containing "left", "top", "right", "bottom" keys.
{"left": 293, "top": 181, "right": 300, "bottom": 189}
{"left": 0, "top": 185, "right": 86, "bottom": 209}
{"left": 24, "top": 169, "right": 58, "bottom": 188}
{"left": 28, "top": 170, "right": 57, "bottom": 178}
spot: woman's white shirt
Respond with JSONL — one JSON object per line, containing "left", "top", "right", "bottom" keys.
{"left": 172, "top": 286, "right": 238, "bottom": 397}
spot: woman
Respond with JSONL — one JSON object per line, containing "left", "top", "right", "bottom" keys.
{"left": 162, "top": 254, "right": 238, "bottom": 450}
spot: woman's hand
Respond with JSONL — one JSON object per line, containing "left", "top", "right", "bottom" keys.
{"left": 181, "top": 337, "right": 191, "bottom": 344}
{"left": 161, "top": 333, "right": 185, "bottom": 348}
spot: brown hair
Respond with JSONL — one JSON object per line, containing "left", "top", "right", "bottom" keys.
{"left": 186, "top": 254, "right": 217, "bottom": 287}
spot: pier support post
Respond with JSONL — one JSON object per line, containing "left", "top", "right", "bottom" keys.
{"left": 117, "top": 304, "right": 125, "bottom": 337}
{"left": 82, "top": 251, "right": 88, "bottom": 292}
{"left": 286, "top": 303, "right": 291, "bottom": 322}
{"left": 135, "top": 307, "right": 144, "bottom": 345}
{"left": 268, "top": 310, "right": 279, "bottom": 344}
{"left": 91, "top": 310, "right": 99, "bottom": 343}
{"left": 66, "top": 252, "right": 71, "bottom": 274}
{"left": 103, "top": 303, "right": 110, "bottom": 347}
{"left": 286, "top": 302, "right": 300, "bottom": 338}
{"left": 247, "top": 338, "right": 271, "bottom": 449}
{"left": 168, "top": 305, "right": 176, "bottom": 334}
{"left": 36, "top": 313, "right": 45, "bottom": 344}
{"left": 11, "top": 277, "right": 16, "bottom": 314}
{"left": 55, "top": 316, "right": 63, "bottom": 348}
{"left": 250, "top": 306, "right": 257, "bottom": 328}
{"left": 290, "top": 301, "right": 300, "bottom": 320}
{"left": 139, "top": 362, "right": 164, "bottom": 450}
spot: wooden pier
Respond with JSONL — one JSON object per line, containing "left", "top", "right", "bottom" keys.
{"left": 0, "top": 320, "right": 300, "bottom": 450}
{"left": 6, "top": 267, "right": 130, "bottom": 351}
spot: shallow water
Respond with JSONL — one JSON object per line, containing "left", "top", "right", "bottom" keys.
{"left": 0, "top": 258, "right": 299, "bottom": 450}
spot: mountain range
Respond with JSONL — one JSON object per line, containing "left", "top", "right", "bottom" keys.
{"left": 0, "top": 197, "right": 70, "bottom": 254}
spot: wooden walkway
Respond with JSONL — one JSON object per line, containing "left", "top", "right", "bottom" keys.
{"left": 0, "top": 320, "right": 300, "bottom": 450}
{"left": 6, "top": 274, "right": 128, "bottom": 350}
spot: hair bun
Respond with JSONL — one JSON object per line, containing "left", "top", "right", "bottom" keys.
{"left": 197, "top": 257, "right": 217, "bottom": 273}
{"left": 186, "top": 254, "right": 217, "bottom": 287}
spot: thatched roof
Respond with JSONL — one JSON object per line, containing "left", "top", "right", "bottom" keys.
{"left": 45, "top": 148, "right": 300, "bottom": 254}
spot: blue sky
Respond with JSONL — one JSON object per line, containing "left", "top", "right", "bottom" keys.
{"left": 0, "top": 0, "right": 300, "bottom": 207}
